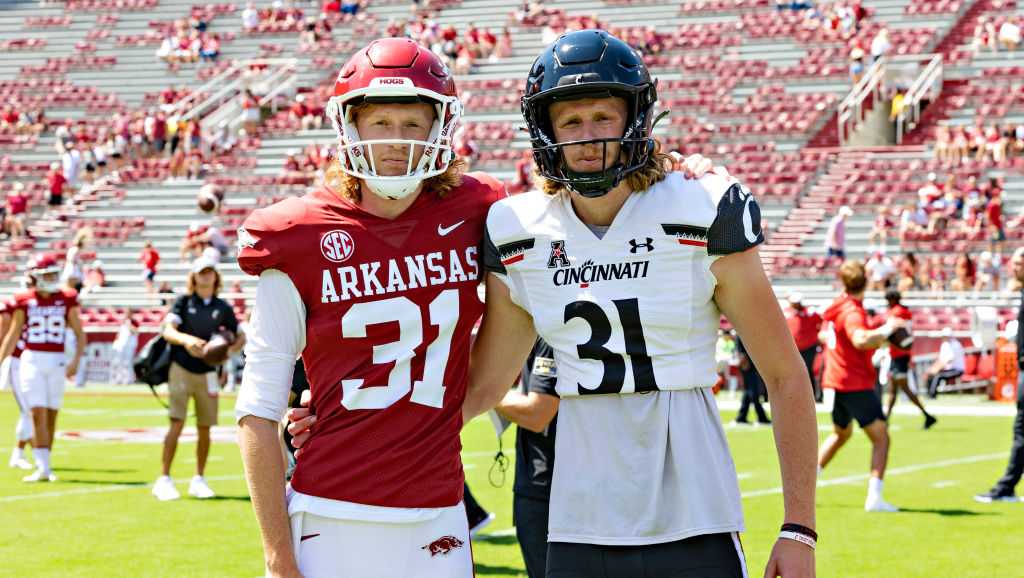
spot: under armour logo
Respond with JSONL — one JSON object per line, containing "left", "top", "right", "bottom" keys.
{"left": 628, "top": 238, "right": 654, "bottom": 253}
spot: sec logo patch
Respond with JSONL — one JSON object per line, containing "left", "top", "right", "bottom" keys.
{"left": 321, "top": 230, "right": 355, "bottom": 263}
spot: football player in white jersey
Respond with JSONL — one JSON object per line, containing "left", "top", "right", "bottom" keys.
{"left": 462, "top": 30, "right": 819, "bottom": 577}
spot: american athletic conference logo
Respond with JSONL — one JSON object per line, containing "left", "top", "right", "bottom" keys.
{"left": 320, "top": 229, "right": 355, "bottom": 263}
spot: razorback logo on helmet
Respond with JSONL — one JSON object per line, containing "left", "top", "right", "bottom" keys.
{"left": 236, "top": 227, "right": 258, "bottom": 250}
{"left": 320, "top": 230, "right": 355, "bottom": 263}
{"left": 421, "top": 535, "right": 464, "bottom": 557}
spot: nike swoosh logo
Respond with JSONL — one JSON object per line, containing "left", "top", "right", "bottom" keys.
{"left": 300, "top": 533, "right": 320, "bottom": 542}
{"left": 437, "top": 221, "right": 466, "bottom": 236}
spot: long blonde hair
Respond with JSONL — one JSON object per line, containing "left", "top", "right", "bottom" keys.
{"left": 539, "top": 139, "right": 672, "bottom": 197}
{"left": 323, "top": 157, "right": 468, "bottom": 203}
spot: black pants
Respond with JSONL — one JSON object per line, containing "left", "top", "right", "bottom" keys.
{"left": 993, "top": 373, "right": 1024, "bottom": 494}
{"left": 799, "top": 345, "right": 822, "bottom": 401}
{"left": 513, "top": 494, "right": 549, "bottom": 578}
{"left": 547, "top": 533, "right": 746, "bottom": 578}
{"left": 463, "top": 482, "right": 489, "bottom": 527}
{"left": 927, "top": 369, "right": 963, "bottom": 397}
{"left": 737, "top": 370, "right": 769, "bottom": 423}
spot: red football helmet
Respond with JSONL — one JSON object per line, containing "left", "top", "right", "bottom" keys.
{"left": 326, "top": 38, "right": 462, "bottom": 200}
{"left": 27, "top": 253, "right": 61, "bottom": 293}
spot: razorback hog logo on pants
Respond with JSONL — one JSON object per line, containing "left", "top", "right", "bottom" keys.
{"left": 422, "top": 535, "right": 465, "bottom": 557}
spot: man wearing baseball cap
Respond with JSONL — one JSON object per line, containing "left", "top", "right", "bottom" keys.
{"left": 154, "top": 256, "right": 245, "bottom": 501}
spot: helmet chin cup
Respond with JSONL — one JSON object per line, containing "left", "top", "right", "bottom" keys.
{"left": 362, "top": 175, "right": 423, "bottom": 200}
{"left": 563, "top": 165, "right": 623, "bottom": 198}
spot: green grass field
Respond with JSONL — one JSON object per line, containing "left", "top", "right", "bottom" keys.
{"left": 1, "top": 389, "right": 1021, "bottom": 578}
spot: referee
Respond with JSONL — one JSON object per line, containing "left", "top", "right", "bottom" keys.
{"left": 975, "top": 247, "right": 1024, "bottom": 502}
{"left": 494, "top": 338, "right": 560, "bottom": 578}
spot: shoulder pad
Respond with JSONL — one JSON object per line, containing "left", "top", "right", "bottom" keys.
{"left": 462, "top": 171, "right": 509, "bottom": 204}
{"left": 703, "top": 177, "right": 765, "bottom": 257}
{"left": 236, "top": 197, "right": 309, "bottom": 277}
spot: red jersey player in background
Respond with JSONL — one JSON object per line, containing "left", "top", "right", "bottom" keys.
{"left": 882, "top": 289, "right": 936, "bottom": 428}
{"left": 0, "top": 253, "right": 86, "bottom": 482}
{"left": 817, "top": 260, "right": 905, "bottom": 512}
{"left": 1, "top": 298, "right": 33, "bottom": 470}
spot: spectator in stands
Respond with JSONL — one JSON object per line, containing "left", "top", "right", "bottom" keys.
{"left": 140, "top": 240, "right": 160, "bottom": 294}
{"left": 6, "top": 182, "right": 28, "bottom": 239}
{"left": 61, "top": 142, "right": 83, "bottom": 188}
{"left": 46, "top": 162, "right": 66, "bottom": 209}
{"left": 825, "top": 205, "right": 853, "bottom": 261}
{"left": 1012, "top": 123, "right": 1024, "bottom": 157}
{"left": 865, "top": 250, "right": 896, "bottom": 291}
{"left": 889, "top": 87, "right": 906, "bottom": 123}
{"left": 926, "top": 255, "right": 946, "bottom": 292}
{"left": 986, "top": 182, "right": 1005, "bottom": 246}
{"left": 950, "top": 253, "right": 976, "bottom": 291}
{"left": 933, "top": 125, "right": 952, "bottom": 166}
{"left": 898, "top": 201, "right": 927, "bottom": 242}
{"left": 785, "top": 293, "right": 824, "bottom": 402}
{"left": 976, "top": 247, "right": 1024, "bottom": 502}
{"left": 62, "top": 229, "right": 91, "bottom": 292}
{"left": 242, "top": 1, "right": 260, "bottom": 31}
{"left": 868, "top": 206, "right": 892, "bottom": 249}
{"left": 81, "top": 260, "right": 106, "bottom": 295}
{"left": 998, "top": 16, "right": 1020, "bottom": 53}
{"left": 870, "top": 27, "right": 890, "bottom": 62}
{"left": 240, "top": 89, "right": 261, "bottom": 134}
{"left": 924, "top": 328, "right": 965, "bottom": 398}
{"left": 849, "top": 47, "right": 866, "bottom": 84}
{"left": 282, "top": 150, "right": 303, "bottom": 175}
{"left": 975, "top": 250, "right": 1001, "bottom": 291}
{"left": 200, "top": 33, "right": 221, "bottom": 62}
{"left": 895, "top": 252, "right": 919, "bottom": 293}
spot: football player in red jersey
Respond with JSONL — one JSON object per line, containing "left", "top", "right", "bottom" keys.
{"left": 882, "top": 289, "right": 935, "bottom": 428}
{"left": 1, "top": 299, "right": 34, "bottom": 470}
{"left": 0, "top": 254, "right": 86, "bottom": 482}
{"left": 239, "top": 37, "right": 723, "bottom": 578}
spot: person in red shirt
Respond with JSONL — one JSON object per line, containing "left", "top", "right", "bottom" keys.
{"left": 882, "top": 290, "right": 935, "bottom": 428}
{"left": 6, "top": 182, "right": 28, "bottom": 239}
{"left": 818, "top": 260, "right": 905, "bottom": 512}
{"left": 785, "top": 293, "right": 823, "bottom": 402}
{"left": 140, "top": 240, "right": 160, "bottom": 293}
{"left": 46, "top": 162, "right": 66, "bottom": 207}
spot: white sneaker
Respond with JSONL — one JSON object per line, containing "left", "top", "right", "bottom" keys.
{"left": 152, "top": 475, "right": 181, "bottom": 501}
{"left": 865, "top": 495, "right": 899, "bottom": 512}
{"left": 23, "top": 469, "right": 55, "bottom": 483}
{"left": 9, "top": 451, "right": 33, "bottom": 470}
{"left": 188, "top": 475, "right": 215, "bottom": 499}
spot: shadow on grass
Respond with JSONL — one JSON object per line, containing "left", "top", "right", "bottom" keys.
{"left": 203, "top": 495, "right": 252, "bottom": 502}
{"left": 474, "top": 535, "right": 520, "bottom": 546}
{"left": 56, "top": 479, "right": 148, "bottom": 486}
{"left": 896, "top": 507, "right": 995, "bottom": 517}
{"left": 474, "top": 562, "right": 525, "bottom": 576}
{"left": 53, "top": 467, "right": 135, "bottom": 474}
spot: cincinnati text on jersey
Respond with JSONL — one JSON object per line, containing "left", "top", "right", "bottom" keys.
{"left": 320, "top": 246, "right": 479, "bottom": 303}
{"left": 552, "top": 258, "right": 651, "bottom": 288}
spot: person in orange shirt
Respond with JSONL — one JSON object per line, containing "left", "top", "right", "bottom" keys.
{"left": 785, "top": 293, "right": 823, "bottom": 402}
{"left": 818, "top": 260, "right": 905, "bottom": 512}
{"left": 882, "top": 290, "right": 935, "bottom": 429}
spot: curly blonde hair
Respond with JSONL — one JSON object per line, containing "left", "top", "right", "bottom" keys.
{"left": 323, "top": 157, "right": 468, "bottom": 203}
{"left": 539, "top": 139, "right": 672, "bottom": 197}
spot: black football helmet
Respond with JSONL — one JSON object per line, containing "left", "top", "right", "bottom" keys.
{"left": 521, "top": 29, "right": 659, "bottom": 198}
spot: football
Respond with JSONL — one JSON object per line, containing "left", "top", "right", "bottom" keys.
{"left": 197, "top": 187, "right": 220, "bottom": 214}
{"left": 888, "top": 326, "right": 914, "bottom": 349}
{"left": 201, "top": 329, "right": 235, "bottom": 366}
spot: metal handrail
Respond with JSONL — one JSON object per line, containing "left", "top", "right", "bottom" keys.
{"left": 896, "top": 54, "right": 943, "bottom": 144}
{"left": 837, "top": 56, "right": 887, "bottom": 146}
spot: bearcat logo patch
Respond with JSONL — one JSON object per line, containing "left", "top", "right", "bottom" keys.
{"left": 497, "top": 239, "right": 535, "bottom": 266}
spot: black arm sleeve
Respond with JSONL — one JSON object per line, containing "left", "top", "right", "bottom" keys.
{"left": 707, "top": 183, "right": 765, "bottom": 256}
{"left": 482, "top": 225, "right": 507, "bottom": 275}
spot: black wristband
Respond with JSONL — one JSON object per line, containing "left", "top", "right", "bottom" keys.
{"left": 781, "top": 523, "right": 818, "bottom": 541}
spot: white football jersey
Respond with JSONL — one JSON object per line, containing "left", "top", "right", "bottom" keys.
{"left": 484, "top": 171, "right": 763, "bottom": 545}
{"left": 484, "top": 171, "right": 764, "bottom": 399}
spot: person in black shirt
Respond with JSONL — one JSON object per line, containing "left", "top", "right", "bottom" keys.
{"left": 976, "top": 247, "right": 1024, "bottom": 502}
{"left": 154, "top": 256, "right": 244, "bottom": 501}
{"left": 736, "top": 336, "right": 771, "bottom": 425}
{"left": 494, "top": 338, "right": 560, "bottom": 578}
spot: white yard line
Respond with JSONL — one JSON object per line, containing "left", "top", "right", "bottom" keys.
{"left": 741, "top": 453, "right": 1006, "bottom": 499}
{"left": 0, "top": 474, "right": 245, "bottom": 503}
{"left": 932, "top": 480, "right": 960, "bottom": 489}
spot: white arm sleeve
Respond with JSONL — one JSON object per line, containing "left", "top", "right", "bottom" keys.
{"left": 234, "top": 269, "right": 307, "bottom": 424}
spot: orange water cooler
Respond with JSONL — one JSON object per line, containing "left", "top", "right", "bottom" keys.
{"left": 991, "top": 338, "right": 1019, "bottom": 402}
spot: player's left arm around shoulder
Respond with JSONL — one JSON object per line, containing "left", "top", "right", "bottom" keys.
{"left": 711, "top": 247, "right": 817, "bottom": 531}
{"left": 464, "top": 273, "right": 537, "bottom": 423}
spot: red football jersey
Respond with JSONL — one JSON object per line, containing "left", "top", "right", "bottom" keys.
{"left": 238, "top": 174, "right": 506, "bottom": 509}
{"left": 12, "top": 288, "right": 77, "bottom": 353}
{"left": 887, "top": 304, "right": 913, "bottom": 359}
{"left": 821, "top": 294, "right": 875, "bottom": 393}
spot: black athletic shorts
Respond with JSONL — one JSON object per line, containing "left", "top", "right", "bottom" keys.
{"left": 832, "top": 390, "right": 886, "bottom": 428}
{"left": 547, "top": 532, "right": 746, "bottom": 578}
{"left": 889, "top": 356, "right": 910, "bottom": 377}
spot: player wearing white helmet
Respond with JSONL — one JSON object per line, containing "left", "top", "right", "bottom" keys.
{"left": 0, "top": 253, "right": 86, "bottom": 482}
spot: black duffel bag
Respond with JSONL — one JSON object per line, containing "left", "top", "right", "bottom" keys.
{"left": 133, "top": 336, "right": 171, "bottom": 406}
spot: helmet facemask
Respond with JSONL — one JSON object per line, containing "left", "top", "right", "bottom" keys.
{"left": 30, "top": 267, "right": 61, "bottom": 293}
{"left": 326, "top": 83, "right": 462, "bottom": 201}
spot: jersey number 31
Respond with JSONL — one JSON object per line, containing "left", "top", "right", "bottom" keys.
{"left": 566, "top": 298, "right": 658, "bottom": 395}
